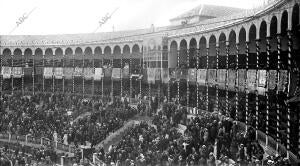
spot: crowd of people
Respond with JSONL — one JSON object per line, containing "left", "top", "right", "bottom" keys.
{"left": 0, "top": 92, "right": 139, "bottom": 165}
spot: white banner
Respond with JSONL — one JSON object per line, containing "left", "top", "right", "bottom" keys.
{"left": 94, "top": 68, "right": 103, "bottom": 81}
{"left": 54, "top": 68, "right": 63, "bottom": 79}
{"left": 12, "top": 67, "right": 23, "bottom": 78}
{"left": 44, "top": 67, "right": 53, "bottom": 79}
{"left": 1, "top": 67, "right": 12, "bottom": 79}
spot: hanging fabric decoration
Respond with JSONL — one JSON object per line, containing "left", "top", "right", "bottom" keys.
{"left": 147, "top": 68, "right": 156, "bottom": 83}
{"left": 84, "top": 68, "right": 94, "bottom": 80}
{"left": 238, "top": 69, "right": 246, "bottom": 91}
{"left": 1, "top": 67, "right": 12, "bottom": 79}
{"left": 13, "top": 67, "right": 23, "bottom": 78}
{"left": 112, "top": 68, "right": 121, "bottom": 80}
{"left": 74, "top": 67, "right": 83, "bottom": 77}
{"left": 64, "top": 68, "right": 73, "bottom": 79}
{"left": 44, "top": 67, "right": 53, "bottom": 79}
{"left": 94, "top": 68, "right": 103, "bottom": 81}
{"left": 197, "top": 69, "right": 206, "bottom": 85}
{"left": 278, "top": 70, "right": 288, "bottom": 92}
{"left": 54, "top": 68, "right": 63, "bottom": 79}
{"left": 208, "top": 69, "right": 216, "bottom": 85}
{"left": 161, "top": 68, "right": 169, "bottom": 83}
{"left": 188, "top": 69, "right": 197, "bottom": 83}
{"left": 268, "top": 70, "right": 277, "bottom": 90}
{"left": 228, "top": 69, "right": 236, "bottom": 91}
{"left": 217, "top": 69, "right": 226, "bottom": 89}
{"left": 247, "top": 69, "right": 257, "bottom": 92}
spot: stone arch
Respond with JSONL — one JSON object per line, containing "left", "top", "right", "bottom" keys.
{"left": 123, "top": 45, "right": 130, "bottom": 55}
{"left": 132, "top": 44, "right": 140, "bottom": 54}
{"left": 75, "top": 47, "right": 83, "bottom": 56}
{"left": 113, "top": 45, "right": 121, "bottom": 55}
{"left": 34, "top": 48, "right": 43, "bottom": 56}
{"left": 169, "top": 40, "right": 178, "bottom": 68}
{"left": 189, "top": 38, "right": 197, "bottom": 68}
{"left": 94, "top": 47, "right": 102, "bottom": 55}
{"left": 55, "top": 48, "right": 63, "bottom": 56}
{"left": 13, "top": 48, "right": 22, "bottom": 56}
{"left": 104, "top": 46, "right": 112, "bottom": 55}
{"left": 84, "top": 47, "right": 93, "bottom": 56}
{"left": 179, "top": 39, "right": 188, "bottom": 68}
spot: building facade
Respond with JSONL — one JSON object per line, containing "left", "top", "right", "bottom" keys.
{"left": 1, "top": 0, "right": 300, "bottom": 163}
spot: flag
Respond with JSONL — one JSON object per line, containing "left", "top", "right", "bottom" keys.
{"left": 1, "top": 66, "right": 11, "bottom": 79}
{"left": 208, "top": 69, "right": 216, "bottom": 85}
{"left": 278, "top": 70, "right": 288, "bottom": 91}
{"left": 147, "top": 68, "right": 155, "bottom": 83}
{"left": 54, "top": 68, "right": 63, "bottom": 79}
{"left": 122, "top": 68, "right": 130, "bottom": 79}
{"left": 238, "top": 69, "right": 246, "bottom": 91}
{"left": 161, "top": 68, "right": 169, "bottom": 83}
{"left": 12, "top": 67, "right": 23, "bottom": 78}
{"left": 155, "top": 68, "right": 161, "bottom": 80}
{"left": 247, "top": 69, "right": 257, "bottom": 92}
{"left": 217, "top": 69, "right": 226, "bottom": 88}
{"left": 188, "top": 69, "right": 196, "bottom": 83}
{"left": 74, "top": 67, "right": 83, "bottom": 77}
{"left": 112, "top": 68, "right": 121, "bottom": 80}
{"left": 44, "top": 67, "right": 53, "bottom": 79}
{"left": 64, "top": 68, "right": 73, "bottom": 79}
{"left": 94, "top": 68, "right": 103, "bottom": 81}
{"left": 84, "top": 68, "right": 94, "bottom": 80}
{"left": 258, "top": 70, "right": 267, "bottom": 87}
{"left": 268, "top": 70, "right": 277, "bottom": 90}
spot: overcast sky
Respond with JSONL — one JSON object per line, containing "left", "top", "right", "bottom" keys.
{"left": 0, "top": 0, "right": 265, "bottom": 35}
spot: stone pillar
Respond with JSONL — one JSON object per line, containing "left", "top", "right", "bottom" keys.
{"left": 275, "top": 34, "right": 281, "bottom": 154}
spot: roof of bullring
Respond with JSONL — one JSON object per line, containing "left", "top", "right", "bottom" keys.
{"left": 0, "top": 0, "right": 286, "bottom": 47}
{"left": 170, "top": 4, "right": 243, "bottom": 21}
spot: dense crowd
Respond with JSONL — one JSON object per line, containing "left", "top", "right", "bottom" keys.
{"left": 0, "top": 92, "right": 138, "bottom": 165}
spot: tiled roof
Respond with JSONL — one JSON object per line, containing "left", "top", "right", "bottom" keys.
{"left": 170, "top": 4, "right": 243, "bottom": 21}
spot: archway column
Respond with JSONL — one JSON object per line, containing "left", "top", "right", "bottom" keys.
{"left": 206, "top": 47, "right": 209, "bottom": 112}
{"left": 216, "top": 44, "right": 220, "bottom": 112}
{"left": 11, "top": 53, "right": 14, "bottom": 95}
{"left": 286, "top": 30, "right": 293, "bottom": 158}
{"left": 245, "top": 41, "right": 250, "bottom": 130}
{"left": 275, "top": 33, "right": 281, "bottom": 154}
{"left": 265, "top": 36, "right": 271, "bottom": 147}
{"left": 196, "top": 48, "right": 200, "bottom": 110}
{"left": 187, "top": 47, "right": 190, "bottom": 110}
{"left": 255, "top": 39, "right": 260, "bottom": 140}
{"left": 235, "top": 43, "right": 239, "bottom": 121}
{"left": 225, "top": 41, "right": 229, "bottom": 115}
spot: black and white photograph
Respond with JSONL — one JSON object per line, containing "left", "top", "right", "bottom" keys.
{"left": 0, "top": 0, "right": 300, "bottom": 165}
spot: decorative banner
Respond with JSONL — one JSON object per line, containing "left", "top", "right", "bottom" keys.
{"left": 34, "top": 67, "right": 43, "bottom": 75}
{"left": 64, "top": 68, "right": 73, "bottom": 79}
{"left": 1, "top": 67, "right": 12, "bottom": 79}
{"left": 258, "top": 70, "right": 267, "bottom": 87}
{"left": 169, "top": 68, "right": 176, "bottom": 79}
{"left": 217, "top": 69, "right": 226, "bottom": 87}
{"left": 228, "top": 69, "right": 236, "bottom": 90}
{"left": 112, "top": 68, "right": 121, "bottom": 80}
{"left": 147, "top": 68, "right": 155, "bottom": 83}
{"left": 24, "top": 67, "right": 33, "bottom": 76}
{"left": 155, "top": 68, "right": 161, "bottom": 80}
{"left": 247, "top": 69, "right": 257, "bottom": 92}
{"left": 197, "top": 69, "right": 206, "bottom": 85}
{"left": 142, "top": 69, "right": 148, "bottom": 82}
{"left": 161, "top": 68, "right": 169, "bottom": 83}
{"left": 122, "top": 68, "right": 130, "bottom": 79}
{"left": 238, "top": 69, "right": 246, "bottom": 91}
{"left": 44, "top": 67, "right": 53, "bottom": 79}
{"left": 74, "top": 67, "right": 83, "bottom": 77}
{"left": 208, "top": 69, "right": 216, "bottom": 85}
{"left": 278, "top": 70, "right": 288, "bottom": 91}
{"left": 188, "top": 69, "right": 197, "bottom": 82}
{"left": 94, "top": 68, "right": 103, "bottom": 81}
{"left": 84, "top": 68, "right": 94, "bottom": 80}
{"left": 54, "top": 68, "right": 63, "bottom": 79}
{"left": 104, "top": 68, "right": 112, "bottom": 78}
{"left": 175, "top": 69, "right": 188, "bottom": 80}
{"left": 268, "top": 70, "right": 277, "bottom": 90}
{"left": 12, "top": 67, "right": 23, "bottom": 78}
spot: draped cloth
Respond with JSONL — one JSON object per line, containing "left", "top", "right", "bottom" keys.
{"left": 84, "top": 68, "right": 94, "bottom": 80}
{"left": 94, "top": 68, "right": 103, "bottom": 81}
{"left": 268, "top": 70, "right": 277, "bottom": 90}
{"left": 247, "top": 69, "right": 257, "bottom": 92}
{"left": 217, "top": 69, "right": 226, "bottom": 88}
{"left": 1, "top": 67, "right": 11, "bottom": 79}
{"left": 197, "top": 69, "right": 206, "bottom": 85}
{"left": 44, "top": 67, "right": 53, "bottom": 79}
{"left": 64, "top": 68, "right": 73, "bottom": 79}
{"left": 12, "top": 67, "right": 23, "bottom": 78}
{"left": 188, "top": 69, "right": 197, "bottom": 83}
{"left": 228, "top": 69, "right": 236, "bottom": 91}
{"left": 54, "top": 68, "right": 63, "bottom": 79}
{"left": 161, "top": 68, "right": 169, "bottom": 83}
{"left": 238, "top": 69, "right": 246, "bottom": 91}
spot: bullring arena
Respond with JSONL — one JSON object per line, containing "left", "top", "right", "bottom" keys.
{"left": 0, "top": 0, "right": 300, "bottom": 165}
